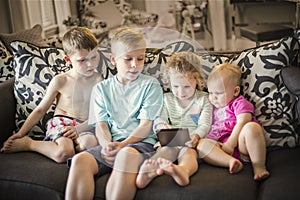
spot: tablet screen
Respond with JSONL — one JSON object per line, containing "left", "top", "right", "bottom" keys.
{"left": 157, "top": 128, "right": 190, "bottom": 147}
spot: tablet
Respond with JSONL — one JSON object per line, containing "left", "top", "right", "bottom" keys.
{"left": 157, "top": 128, "right": 190, "bottom": 147}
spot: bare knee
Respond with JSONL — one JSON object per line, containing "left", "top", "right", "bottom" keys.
{"left": 114, "top": 147, "right": 143, "bottom": 173}
{"left": 53, "top": 146, "right": 75, "bottom": 163}
{"left": 197, "top": 139, "right": 217, "bottom": 158}
{"left": 241, "top": 122, "right": 264, "bottom": 138}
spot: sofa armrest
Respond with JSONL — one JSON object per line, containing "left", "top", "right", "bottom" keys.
{"left": 0, "top": 78, "right": 16, "bottom": 146}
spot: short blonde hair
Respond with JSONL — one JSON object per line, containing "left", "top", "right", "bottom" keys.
{"left": 164, "top": 51, "right": 205, "bottom": 90}
{"left": 208, "top": 63, "right": 241, "bottom": 86}
{"left": 62, "top": 27, "right": 98, "bottom": 56}
{"left": 110, "top": 27, "right": 146, "bottom": 56}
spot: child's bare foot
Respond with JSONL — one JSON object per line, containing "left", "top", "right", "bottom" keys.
{"left": 157, "top": 157, "right": 190, "bottom": 186}
{"left": 136, "top": 159, "right": 162, "bottom": 189}
{"left": 3, "top": 136, "right": 32, "bottom": 153}
{"left": 229, "top": 158, "right": 243, "bottom": 174}
{"left": 253, "top": 164, "right": 270, "bottom": 181}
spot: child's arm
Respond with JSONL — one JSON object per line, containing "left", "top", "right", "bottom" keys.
{"left": 222, "top": 112, "right": 252, "bottom": 155}
{"left": 62, "top": 120, "right": 94, "bottom": 140}
{"left": 12, "top": 76, "right": 60, "bottom": 139}
{"left": 192, "top": 96, "right": 213, "bottom": 138}
{"left": 95, "top": 121, "right": 112, "bottom": 147}
{"left": 119, "top": 119, "right": 153, "bottom": 147}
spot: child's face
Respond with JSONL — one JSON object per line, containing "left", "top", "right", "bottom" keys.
{"left": 170, "top": 70, "right": 197, "bottom": 101}
{"left": 67, "top": 48, "right": 99, "bottom": 77}
{"left": 111, "top": 43, "right": 145, "bottom": 84}
{"left": 207, "top": 74, "right": 240, "bottom": 108}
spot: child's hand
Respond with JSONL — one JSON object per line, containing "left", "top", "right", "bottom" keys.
{"left": 101, "top": 142, "right": 121, "bottom": 166}
{"left": 62, "top": 126, "right": 78, "bottom": 140}
{"left": 155, "top": 124, "right": 172, "bottom": 133}
{"left": 185, "top": 134, "right": 200, "bottom": 148}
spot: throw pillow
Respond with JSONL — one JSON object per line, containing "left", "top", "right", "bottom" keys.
{"left": 0, "top": 24, "right": 44, "bottom": 54}
{"left": 0, "top": 40, "right": 14, "bottom": 83}
{"left": 229, "top": 35, "right": 299, "bottom": 149}
{"left": 281, "top": 66, "right": 300, "bottom": 123}
{"left": 11, "top": 41, "right": 69, "bottom": 139}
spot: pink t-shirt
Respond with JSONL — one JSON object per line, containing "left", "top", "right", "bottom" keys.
{"left": 207, "top": 95, "right": 258, "bottom": 142}
{"left": 206, "top": 95, "right": 258, "bottom": 159}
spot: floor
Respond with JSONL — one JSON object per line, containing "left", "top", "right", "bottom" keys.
{"left": 144, "top": 27, "right": 258, "bottom": 53}
{"left": 193, "top": 30, "right": 258, "bottom": 52}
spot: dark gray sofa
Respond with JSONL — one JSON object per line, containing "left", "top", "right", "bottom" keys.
{"left": 1, "top": 29, "right": 300, "bottom": 199}
{"left": 0, "top": 78, "right": 299, "bottom": 200}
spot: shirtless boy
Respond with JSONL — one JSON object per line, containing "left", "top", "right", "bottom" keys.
{"left": 1, "top": 27, "right": 103, "bottom": 163}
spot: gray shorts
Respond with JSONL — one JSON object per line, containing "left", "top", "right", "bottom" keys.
{"left": 85, "top": 141, "right": 155, "bottom": 177}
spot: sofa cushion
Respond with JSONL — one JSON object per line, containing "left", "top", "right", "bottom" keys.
{"left": 0, "top": 152, "right": 68, "bottom": 200}
{"left": 281, "top": 66, "right": 300, "bottom": 122}
{"left": 258, "top": 147, "right": 300, "bottom": 200}
{"left": 228, "top": 35, "right": 299, "bottom": 149}
{"left": 0, "top": 24, "right": 44, "bottom": 54}
{"left": 11, "top": 41, "right": 69, "bottom": 139}
{"left": 0, "top": 40, "right": 14, "bottom": 83}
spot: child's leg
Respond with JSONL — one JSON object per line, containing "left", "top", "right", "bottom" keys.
{"left": 136, "top": 146, "right": 180, "bottom": 188}
{"left": 76, "top": 134, "right": 98, "bottom": 152}
{"left": 4, "top": 136, "right": 75, "bottom": 163}
{"left": 65, "top": 152, "right": 99, "bottom": 200}
{"left": 106, "top": 146, "right": 144, "bottom": 200}
{"left": 158, "top": 147, "right": 198, "bottom": 186}
{"left": 197, "top": 138, "right": 243, "bottom": 174}
{"left": 238, "top": 122, "right": 270, "bottom": 180}
{"left": 151, "top": 146, "right": 180, "bottom": 161}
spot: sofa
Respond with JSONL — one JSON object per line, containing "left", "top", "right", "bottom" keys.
{"left": 0, "top": 25, "right": 300, "bottom": 200}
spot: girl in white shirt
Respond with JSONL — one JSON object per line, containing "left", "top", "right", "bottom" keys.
{"left": 136, "top": 51, "right": 213, "bottom": 188}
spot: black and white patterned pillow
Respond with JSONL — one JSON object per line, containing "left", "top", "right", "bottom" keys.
{"left": 229, "top": 34, "right": 299, "bottom": 149}
{"left": 0, "top": 40, "right": 14, "bottom": 83}
{"left": 11, "top": 41, "right": 70, "bottom": 139}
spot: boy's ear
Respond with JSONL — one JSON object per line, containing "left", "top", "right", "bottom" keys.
{"left": 64, "top": 55, "right": 72, "bottom": 64}
{"left": 234, "top": 86, "right": 241, "bottom": 97}
{"left": 110, "top": 54, "right": 116, "bottom": 66}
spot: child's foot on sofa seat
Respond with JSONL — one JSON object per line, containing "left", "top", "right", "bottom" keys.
{"left": 136, "top": 159, "right": 162, "bottom": 189}
{"left": 229, "top": 158, "right": 243, "bottom": 174}
{"left": 157, "top": 157, "right": 190, "bottom": 186}
{"left": 253, "top": 164, "right": 270, "bottom": 181}
{"left": 3, "top": 136, "right": 32, "bottom": 153}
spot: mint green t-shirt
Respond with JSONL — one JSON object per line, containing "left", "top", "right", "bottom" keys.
{"left": 89, "top": 74, "right": 163, "bottom": 145}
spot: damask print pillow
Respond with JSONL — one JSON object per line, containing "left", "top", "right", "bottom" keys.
{"left": 0, "top": 40, "right": 14, "bottom": 83}
{"left": 229, "top": 35, "right": 299, "bottom": 149}
{"left": 11, "top": 41, "right": 69, "bottom": 139}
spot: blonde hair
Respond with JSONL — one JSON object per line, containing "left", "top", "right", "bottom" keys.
{"left": 208, "top": 63, "right": 241, "bottom": 86}
{"left": 62, "top": 27, "right": 98, "bottom": 56}
{"left": 164, "top": 51, "right": 205, "bottom": 90}
{"left": 110, "top": 27, "right": 146, "bottom": 56}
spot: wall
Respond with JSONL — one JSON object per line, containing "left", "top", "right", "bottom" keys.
{"left": 0, "top": 0, "right": 11, "bottom": 33}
